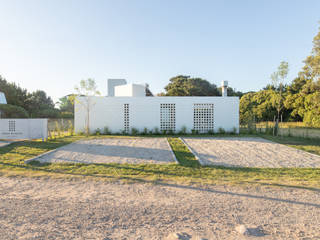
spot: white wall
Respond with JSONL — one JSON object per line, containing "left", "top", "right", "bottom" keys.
{"left": 0, "top": 119, "right": 48, "bottom": 140}
{"left": 107, "top": 79, "right": 127, "bottom": 97}
{"left": 75, "top": 96, "right": 239, "bottom": 134}
{"left": 114, "top": 84, "right": 145, "bottom": 97}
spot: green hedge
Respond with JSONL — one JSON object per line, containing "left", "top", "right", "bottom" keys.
{"left": 0, "top": 104, "right": 29, "bottom": 118}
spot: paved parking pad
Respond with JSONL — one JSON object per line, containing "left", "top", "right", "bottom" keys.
{"left": 182, "top": 137, "right": 320, "bottom": 168}
{"left": 33, "top": 138, "right": 176, "bottom": 164}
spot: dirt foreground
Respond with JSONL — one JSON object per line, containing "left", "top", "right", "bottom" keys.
{"left": 0, "top": 177, "right": 320, "bottom": 239}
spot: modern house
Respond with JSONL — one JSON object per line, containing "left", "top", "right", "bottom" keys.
{"left": 74, "top": 79, "right": 239, "bottom": 134}
{"left": 0, "top": 92, "right": 7, "bottom": 104}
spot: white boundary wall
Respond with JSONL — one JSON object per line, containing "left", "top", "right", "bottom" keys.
{"left": 75, "top": 96, "right": 239, "bottom": 134}
{"left": 0, "top": 119, "right": 48, "bottom": 140}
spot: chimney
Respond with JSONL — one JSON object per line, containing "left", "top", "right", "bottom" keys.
{"left": 221, "top": 81, "right": 228, "bottom": 97}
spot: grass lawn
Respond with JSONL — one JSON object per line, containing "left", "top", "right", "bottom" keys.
{"left": 0, "top": 134, "right": 320, "bottom": 189}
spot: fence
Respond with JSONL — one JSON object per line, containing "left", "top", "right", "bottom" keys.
{"left": 241, "top": 122, "right": 320, "bottom": 139}
{"left": 47, "top": 118, "right": 74, "bottom": 138}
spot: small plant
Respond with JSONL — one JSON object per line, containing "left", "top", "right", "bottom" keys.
{"left": 142, "top": 127, "right": 149, "bottom": 135}
{"left": 55, "top": 121, "right": 62, "bottom": 137}
{"left": 168, "top": 129, "right": 175, "bottom": 135}
{"left": 208, "top": 129, "right": 214, "bottom": 135}
{"left": 231, "top": 127, "right": 237, "bottom": 135}
{"left": 131, "top": 127, "right": 139, "bottom": 136}
{"left": 68, "top": 120, "right": 74, "bottom": 136}
{"left": 191, "top": 129, "right": 199, "bottom": 135}
{"left": 103, "top": 126, "right": 111, "bottom": 135}
{"left": 79, "top": 131, "right": 85, "bottom": 136}
{"left": 218, "top": 127, "right": 226, "bottom": 134}
{"left": 148, "top": 129, "right": 153, "bottom": 135}
{"left": 153, "top": 127, "right": 160, "bottom": 135}
{"left": 94, "top": 128, "right": 101, "bottom": 135}
{"left": 178, "top": 126, "right": 187, "bottom": 135}
{"left": 161, "top": 129, "right": 167, "bottom": 135}
{"left": 121, "top": 129, "right": 127, "bottom": 135}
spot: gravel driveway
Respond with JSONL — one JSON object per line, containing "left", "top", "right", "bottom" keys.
{"left": 32, "top": 138, "right": 176, "bottom": 164}
{"left": 182, "top": 137, "right": 320, "bottom": 168}
{"left": 0, "top": 177, "right": 319, "bottom": 239}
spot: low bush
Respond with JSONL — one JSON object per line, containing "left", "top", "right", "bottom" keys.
{"left": 94, "top": 128, "right": 101, "bottom": 135}
{"left": 131, "top": 128, "right": 139, "bottom": 135}
{"left": 218, "top": 127, "right": 226, "bottom": 134}
{"left": 141, "top": 127, "right": 149, "bottom": 135}
{"left": 103, "top": 126, "right": 111, "bottom": 135}
{"left": 178, "top": 126, "right": 187, "bottom": 135}
{"left": 191, "top": 129, "right": 199, "bottom": 135}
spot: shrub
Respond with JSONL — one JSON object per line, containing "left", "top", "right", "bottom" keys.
{"left": 208, "top": 129, "right": 214, "bottom": 135}
{"left": 161, "top": 129, "right": 167, "bottom": 135}
{"left": 142, "top": 127, "right": 149, "bottom": 135}
{"left": 153, "top": 127, "right": 160, "bottom": 135}
{"left": 168, "top": 129, "right": 174, "bottom": 135}
{"left": 218, "top": 127, "right": 226, "bottom": 134}
{"left": 178, "top": 126, "right": 187, "bottom": 135}
{"left": 94, "top": 128, "right": 101, "bottom": 135}
{"left": 131, "top": 127, "right": 139, "bottom": 135}
{"left": 0, "top": 104, "right": 28, "bottom": 118}
{"left": 103, "top": 126, "right": 111, "bottom": 135}
{"left": 68, "top": 120, "right": 74, "bottom": 136}
{"left": 191, "top": 129, "right": 199, "bottom": 135}
{"left": 231, "top": 127, "right": 237, "bottom": 135}
{"left": 121, "top": 130, "right": 127, "bottom": 135}
{"left": 60, "top": 111, "right": 74, "bottom": 119}
{"left": 55, "top": 121, "right": 62, "bottom": 137}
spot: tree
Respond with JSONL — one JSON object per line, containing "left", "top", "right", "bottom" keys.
{"left": 270, "top": 61, "right": 289, "bottom": 134}
{"left": 74, "top": 79, "right": 100, "bottom": 135}
{"left": 25, "top": 90, "right": 59, "bottom": 118}
{"left": 0, "top": 75, "right": 28, "bottom": 109}
{"left": 285, "top": 25, "right": 320, "bottom": 126}
{"left": 58, "top": 95, "right": 75, "bottom": 113}
{"left": 164, "top": 75, "right": 220, "bottom": 96}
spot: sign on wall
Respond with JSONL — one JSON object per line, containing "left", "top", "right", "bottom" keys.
{"left": 0, "top": 119, "right": 48, "bottom": 140}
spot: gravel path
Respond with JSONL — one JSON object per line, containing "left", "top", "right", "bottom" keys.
{"left": 33, "top": 138, "right": 176, "bottom": 164}
{"left": 182, "top": 137, "right": 320, "bottom": 167}
{"left": 0, "top": 177, "right": 320, "bottom": 239}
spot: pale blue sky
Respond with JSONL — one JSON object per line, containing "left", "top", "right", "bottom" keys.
{"left": 0, "top": 0, "right": 319, "bottom": 102}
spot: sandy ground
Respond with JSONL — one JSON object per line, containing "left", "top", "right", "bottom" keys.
{"left": 33, "top": 138, "right": 176, "bottom": 164}
{"left": 0, "top": 177, "right": 319, "bottom": 239}
{"left": 182, "top": 137, "right": 320, "bottom": 168}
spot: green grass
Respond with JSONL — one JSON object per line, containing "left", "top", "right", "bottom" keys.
{"left": 0, "top": 135, "right": 320, "bottom": 189}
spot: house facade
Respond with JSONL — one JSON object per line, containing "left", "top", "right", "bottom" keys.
{"left": 74, "top": 80, "right": 239, "bottom": 134}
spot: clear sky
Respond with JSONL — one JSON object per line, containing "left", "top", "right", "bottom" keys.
{"left": 0, "top": 0, "right": 319, "bottom": 102}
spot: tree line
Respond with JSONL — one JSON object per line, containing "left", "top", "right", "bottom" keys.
{"left": 0, "top": 76, "right": 73, "bottom": 118}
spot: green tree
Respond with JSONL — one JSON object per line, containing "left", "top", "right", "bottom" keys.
{"left": 74, "top": 79, "right": 100, "bottom": 135}
{"left": 285, "top": 25, "right": 320, "bottom": 126}
{"left": 164, "top": 75, "right": 220, "bottom": 96}
{"left": 270, "top": 61, "right": 289, "bottom": 134}
{"left": 58, "top": 94, "right": 75, "bottom": 118}
{"left": 25, "top": 90, "right": 59, "bottom": 118}
{"left": 0, "top": 75, "right": 28, "bottom": 109}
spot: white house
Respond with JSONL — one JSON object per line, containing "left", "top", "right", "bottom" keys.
{"left": 75, "top": 80, "right": 239, "bottom": 134}
{"left": 0, "top": 92, "right": 7, "bottom": 104}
